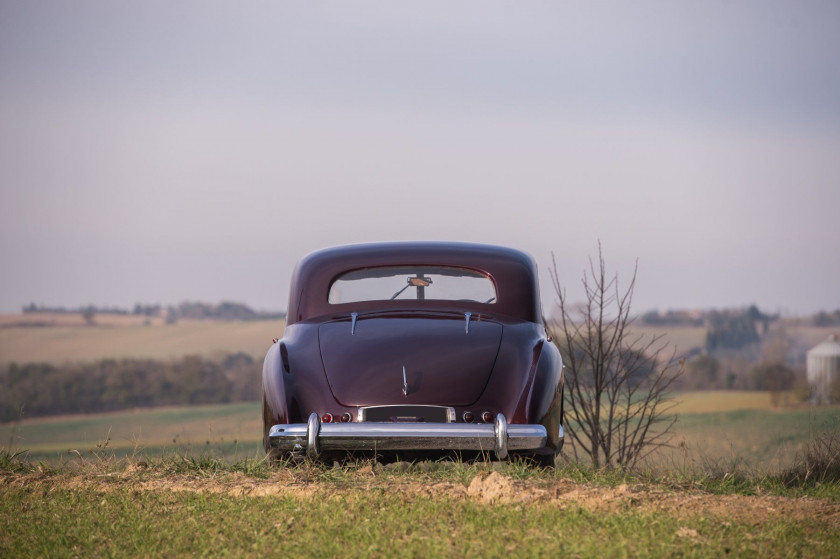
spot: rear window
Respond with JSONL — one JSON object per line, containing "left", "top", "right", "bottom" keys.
{"left": 328, "top": 266, "right": 496, "bottom": 305}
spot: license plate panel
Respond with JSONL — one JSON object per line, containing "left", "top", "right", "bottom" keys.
{"left": 358, "top": 405, "right": 454, "bottom": 423}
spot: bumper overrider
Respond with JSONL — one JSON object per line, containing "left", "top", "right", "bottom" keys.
{"left": 268, "top": 413, "right": 563, "bottom": 460}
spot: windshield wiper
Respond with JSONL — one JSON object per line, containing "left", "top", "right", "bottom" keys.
{"left": 390, "top": 275, "right": 433, "bottom": 300}
{"left": 390, "top": 283, "right": 411, "bottom": 300}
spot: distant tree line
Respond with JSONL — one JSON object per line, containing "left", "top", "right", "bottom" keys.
{"left": 23, "top": 303, "right": 130, "bottom": 315}
{"left": 813, "top": 309, "right": 840, "bottom": 327}
{"left": 0, "top": 353, "right": 261, "bottom": 422}
{"left": 705, "top": 311, "right": 761, "bottom": 352}
{"left": 133, "top": 304, "right": 162, "bottom": 316}
{"left": 168, "top": 301, "right": 285, "bottom": 321}
{"left": 22, "top": 301, "right": 286, "bottom": 321}
{"left": 640, "top": 309, "right": 704, "bottom": 327}
{"left": 705, "top": 305, "right": 777, "bottom": 352}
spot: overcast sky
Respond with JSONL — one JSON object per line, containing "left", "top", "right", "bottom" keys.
{"left": 1, "top": 1, "right": 838, "bottom": 316}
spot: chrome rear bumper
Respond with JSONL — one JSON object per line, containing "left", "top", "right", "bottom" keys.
{"left": 268, "top": 413, "right": 549, "bottom": 460}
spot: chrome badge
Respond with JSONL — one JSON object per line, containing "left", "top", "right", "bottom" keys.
{"left": 402, "top": 365, "right": 408, "bottom": 397}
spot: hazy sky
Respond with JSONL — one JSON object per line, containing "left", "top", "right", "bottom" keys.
{"left": 1, "top": 1, "right": 839, "bottom": 316}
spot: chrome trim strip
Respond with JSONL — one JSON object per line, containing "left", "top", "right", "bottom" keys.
{"left": 494, "top": 413, "right": 508, "bottom": 459}
{"left": 306, "top": 412, "right": 320, "bottom": 459}
{"left": 464, "top": 311, "right": 472, "bottom": 334}
{"left": 268, "top": 421, "right": 546, "bottom": 457}
{"left": 402, "top": 365, "right": 408, "bottom": 397}
{"left": 350, "top": 312, "right": 358, "bottom": 335}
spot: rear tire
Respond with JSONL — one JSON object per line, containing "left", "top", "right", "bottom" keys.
{"left": 262, "top": 392, "right": 306, "bottom": 465}
{"left": 262, "top": 392, "right": 284, "bottom": 464}
{"left": 531, "top": 453, "right": 557, "bottom": 469}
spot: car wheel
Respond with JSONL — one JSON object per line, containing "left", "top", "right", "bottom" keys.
{"left": 262, "top": 392, "right": 282, "bottom": 462}
{"left": 531, "top": 453, "right": 557, "bottom": 468}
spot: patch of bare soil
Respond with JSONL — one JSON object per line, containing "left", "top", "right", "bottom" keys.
{"left": 548, "top": 481, "right": 840, "bottom": 527}
{"left": 466, "top": 471, "right": 546, "bottom": 504}
{"left": 3, "top": 469, "right": 838, "bottom": 528}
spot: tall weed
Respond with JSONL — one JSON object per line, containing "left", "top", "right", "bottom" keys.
{"left": 782, "top": 430, "right": 840, "bottom": 486}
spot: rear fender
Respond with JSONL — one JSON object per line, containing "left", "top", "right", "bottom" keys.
{"left": 266, "top": 322, "right": 347, "bottom": 422}
{"left": 262, "top": 342, "right": 288, "bottom": 424}
{"left": 532, "top": 341, "right": 564, "bottom": 452}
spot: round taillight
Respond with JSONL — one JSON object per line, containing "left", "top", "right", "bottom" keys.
{"left": 462, "top": 411, "right": 475, "bottom": 423}
{"left": 321, "top": 413, "right": 333, "bottom": 423}
{"left": 481, "top": 411, "right": 494, "bottom": 423}
{"left": 340, "top": 412, "right": 352, "bottom": 423}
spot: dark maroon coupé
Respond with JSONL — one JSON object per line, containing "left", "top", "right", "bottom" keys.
{"left": 262, "top": 242, "right": 564, "bottom": 465}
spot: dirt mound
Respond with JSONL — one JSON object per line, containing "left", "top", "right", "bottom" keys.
{"left": 467, "top": 471, "right": 544, "bottom": 504}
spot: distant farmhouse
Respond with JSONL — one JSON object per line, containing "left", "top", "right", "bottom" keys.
{"left": 806, "top": 334, "right": 840, "bottom": 405}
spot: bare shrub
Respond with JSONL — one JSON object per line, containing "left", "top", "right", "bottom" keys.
{"left": 782, "top": 430, "right": 840, "bottom": 486}
{"left": 549, "top": 243, "right": 683, "bottom": 469}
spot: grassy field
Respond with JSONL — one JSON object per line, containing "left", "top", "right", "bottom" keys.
{"left": 0, "top": 318, "right": 286, "bottom": 365}
{"left": 2, "top": 402, "right": 263, "bottom": 461}
{"left": 4, "top": 317, "right": 839, "bottom": 556}
{"left": 664, "top": 392, "right": 840, "bottom": 470}
{"left": 4, "top": 392, "right": 838, "bottom": 476}
{"left": 2, "top": 390, "right": 839, "bottom": 557}
{"left": 648, "top": 407, "right": 840, "bottom": 475}
{"left": 0, "top": 312, "right": 169, "bottom": 328}
{"left": 2, "top": 454, "right": 839, "bottom": 557}
{"left": 626, "top": 325, "right": 707, "bottom": 354}
{"left": 672, "top": 390, "right": 791, "bottom": 413}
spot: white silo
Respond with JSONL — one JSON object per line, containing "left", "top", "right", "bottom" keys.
{"left": 806, "top": 334, "right": 840, "bottom": 405}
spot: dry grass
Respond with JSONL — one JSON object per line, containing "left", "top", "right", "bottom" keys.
{"left": 0, "top": 312, "right": 166, "bottom": 328}
{"left": 782, "top": 430, "right": 840, "bottom": 486}
{"left": 2, "top": 403, "right": 262, "bottom": 458}
{"left": 643, "top": 404, "right": 840, "bottom": 476}
{"left": 5, "top": 395, "right": 838, "bottom": 478}
{"left": 628, "top": 325, "right": 707, "bottom": 354}
{"left": 670, "top": 390, "right": 785, "bottom": 414}
{"left": 0, "top": 318, "right": 285, "bottom": 365}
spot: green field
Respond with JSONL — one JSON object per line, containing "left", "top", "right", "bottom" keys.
{"left": 2, "top": 403, "right": 264, "bottom": 461}
{"left": 0, "top": 319, "right": 286, "bottom": 365}
{"left": 3, "top": 390, "right": 839, "bottom": 557}
{"left": 4, "top": 392, "right": 838, "bottom": 475}
{"left": 4, "top": 320, "right": 839, "bottom": 557}
{"left": 649, "top": 407, "right": 840, "bottom": 475}
{"left": 2, "top": 453, "right": 839, "bottom": 558}
{"left": 2, "top": 479, "right": 834, "bottom": 557}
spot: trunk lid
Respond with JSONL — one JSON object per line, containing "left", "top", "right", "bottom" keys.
{"left": 318, "top": 315, "right": 502, "bottom": 406}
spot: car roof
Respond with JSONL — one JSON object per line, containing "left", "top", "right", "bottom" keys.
{"left": 286, "top": 241, "right": 542, "bottom": 325}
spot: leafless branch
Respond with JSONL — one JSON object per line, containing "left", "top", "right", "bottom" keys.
{"left": 548, "top": 243, "right": 683, "bottom": 469}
